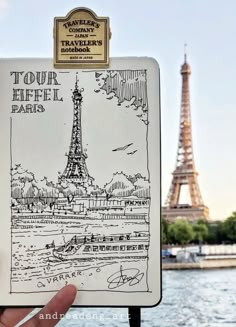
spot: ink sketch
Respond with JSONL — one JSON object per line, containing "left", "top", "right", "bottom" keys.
{"left": 7, "top": 60, "right": 159, "bottom": 299}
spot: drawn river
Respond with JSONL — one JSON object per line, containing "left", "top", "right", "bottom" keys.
{"left": 12, "top": 216, "right": 149, "bottom": 293}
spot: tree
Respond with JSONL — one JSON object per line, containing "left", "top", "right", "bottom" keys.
{"left": 223, "top": 212, "right": 236, "bottom": 242}
{"left": 168, "top": 219, "right": 194, "bottom": 245}
{"left": 133, "top": 177, "right": 150, "bottom": 198}
{"left": 193, "top": 220, "right": 208, "bottom": 243}
{"left": 87, "top": 185, "right": 104, "bottom": 197}
{"left": 104, "top": 172, "right": 135, "bottom": 197}
{"left": 205, "top": 221, "right": 227, "bottom": 244}
{"left": 161, "top": 217, "right": 169, "bottom": 244}
{"left": 57, "top": 180, "right": 86, "bottom": 200}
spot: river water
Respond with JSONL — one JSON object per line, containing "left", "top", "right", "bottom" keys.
{"left": 55, "top": 269, "right": 236, "bottom": 327}
{"left": 19, "top": 269, "right": 236, "bottom": 326}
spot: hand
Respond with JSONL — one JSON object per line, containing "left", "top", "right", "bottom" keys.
{"left": 0, "top": 284, "right": 77, "bottom": 327}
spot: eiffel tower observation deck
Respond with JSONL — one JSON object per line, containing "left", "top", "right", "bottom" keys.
{"left": 60, "top": 76, "right": 94, "bottom": 187}
{"left": 162, "top": 51, "right": 209, "bottom": 222}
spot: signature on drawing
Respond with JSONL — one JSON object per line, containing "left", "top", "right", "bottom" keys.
{"left": 107, "top": 265, "right": 144, "bottom": 290}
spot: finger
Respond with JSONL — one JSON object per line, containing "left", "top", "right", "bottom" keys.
{"left": 23, "top": 284, "right": 77, "bottom": 327}
{"left": 0, "top": 308, "right": 33, "bottom": 327}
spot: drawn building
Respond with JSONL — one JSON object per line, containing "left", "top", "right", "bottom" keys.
{"left": 162, "top": 52, "right": 209, "bottom": 222}
{"left": 60, "top": 76, "right": 94, "bottom": 187}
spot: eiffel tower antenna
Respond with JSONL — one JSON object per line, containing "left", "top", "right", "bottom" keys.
{"left": 75, "top": 72, "right": 78, "bottom": 88}
{"left": 184, "top": 43, "right": 187, "bottom": 62}
{"left": 162, "top": 51, "right": 209, "bottom": 222}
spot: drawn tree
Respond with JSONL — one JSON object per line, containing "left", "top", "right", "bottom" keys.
{"left": 105, "top": 172, "right": 135, "bottom": 197}
{"left": 133, "top": 177, "right": 150, "bottom": 198}
{"left": 35, "top": 177, "right": 59, "bottom": 198}
{"left": 57, "top": 180, "right": 86, "bottom": 203}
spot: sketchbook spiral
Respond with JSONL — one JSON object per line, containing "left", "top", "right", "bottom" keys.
{"left": 0, "top": 57, "right": 161, "bottom": 307}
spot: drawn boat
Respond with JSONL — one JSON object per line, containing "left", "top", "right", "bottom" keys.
{"left": 52, "top": 233, "right": 149, "bottom": 261}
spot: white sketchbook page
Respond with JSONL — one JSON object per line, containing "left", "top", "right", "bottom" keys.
{"left": 0, "top": 57, "right": 160, "bottom": 307}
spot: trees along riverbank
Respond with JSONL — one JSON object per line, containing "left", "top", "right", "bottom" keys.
{"left": 162, "top": 211, "right": 236, "bottom": 245}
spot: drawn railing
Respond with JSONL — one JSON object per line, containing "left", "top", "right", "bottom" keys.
{"left": 57, "top": 232, "right": 148, "bottom": 249}
{"left": 83, "top": 244, "right": 149, "bottom": 252}
{"left": 70, "top": 233, "right": 133, "bottom": 245}
{"left": 102, "top": 213, "right": 147, "bottom": 220}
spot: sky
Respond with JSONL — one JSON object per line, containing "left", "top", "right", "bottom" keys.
{"left": 8, "top": 65, "right": 149, "bottom": 188}
{"left": 0, "top": 0, "right": 236, "bottom": 220}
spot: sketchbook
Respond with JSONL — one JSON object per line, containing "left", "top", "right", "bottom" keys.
{"left": 0, "top": 57, "right": 161, "bottom": 307}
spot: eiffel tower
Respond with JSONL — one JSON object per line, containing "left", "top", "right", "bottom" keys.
{"left": 162, "top": 52, "right": 209, "bottom": 222}
{"left": 60, "top": 76, "right": 93, "bottom": 187}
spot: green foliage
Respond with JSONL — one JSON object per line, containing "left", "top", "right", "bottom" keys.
{"left": 161, "top": 211, "right": 236, "bottom": 245}
{"left": 223, "top": 212, "right": 236, "bottom": 242}
{"left": 161, "top": 216, "right": 169, "bottom": 244}
{"left": 168, "top": 219, "right": 194, "bottom": 245}
{"left": 205, "top": 221, "right": 227, "bottom": 244}
{"left": 193, "top": 219, "right": 208, "bottom": 242}
{"left": 205, "top": 212, "right": 236, "bottom": 244}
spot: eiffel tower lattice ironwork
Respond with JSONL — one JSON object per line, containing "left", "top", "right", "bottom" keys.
{"left": 163, "top": 52, "right": 209, "bottom": 221}
{"left": 61, "top": 76, "right": 93, "bottom": 187}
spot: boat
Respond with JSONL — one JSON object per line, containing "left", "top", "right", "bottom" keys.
{"left": 52, "top": 233, "right": 149, "bottom": 261}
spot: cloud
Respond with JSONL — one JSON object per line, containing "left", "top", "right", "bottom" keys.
{"left": 0, "top": 0, "right": 8, "bottom": 18}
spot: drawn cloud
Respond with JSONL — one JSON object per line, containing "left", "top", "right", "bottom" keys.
{"left": 95, "top": 70, "right": 149, "bottom": 124}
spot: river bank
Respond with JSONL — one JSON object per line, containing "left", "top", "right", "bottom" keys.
{"left": 163, "top": 257, "right": 236, "bottom": 270}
